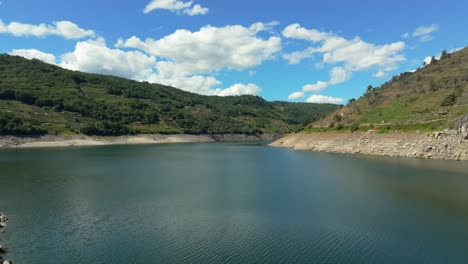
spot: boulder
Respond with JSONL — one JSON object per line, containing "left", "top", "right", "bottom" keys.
{"left": 0, "top": 213, "right": 7, "bottom": 223}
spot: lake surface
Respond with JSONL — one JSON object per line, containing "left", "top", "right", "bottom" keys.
{"left": 1, "top": 143, "right": 468, "bottom": 264}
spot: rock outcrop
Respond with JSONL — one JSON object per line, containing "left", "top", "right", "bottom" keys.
{"left": 0, "top": 213, "right": 11, "bottom": 264}
{"left": 455, "top": 114, "right": 468, "bottom": 139}
{"left": 0, "top": 213, "right": 7, "bottom": 229}
{"left": 270, "top": 130, "right": 468, "bottom": 161}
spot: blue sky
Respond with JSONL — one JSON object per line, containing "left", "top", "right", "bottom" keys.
{"left": 1, "top": 0, "right": 467, "bottom": 103}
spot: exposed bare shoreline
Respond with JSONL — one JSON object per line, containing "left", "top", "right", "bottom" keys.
{"left": 270, "top": 130, "right": 468, "bottom": 161}
{"left": 0, "top": 134, "right": 281, "bottom": 149}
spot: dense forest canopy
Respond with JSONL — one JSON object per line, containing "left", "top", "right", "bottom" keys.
{"left": 0, "top": 54, "right": 338, "bottom": 136}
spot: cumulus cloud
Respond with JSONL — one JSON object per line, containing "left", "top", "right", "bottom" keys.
{"left": 147, "top": 61, "right": 262, "bottom": 96}
{"left": 283, "top": 47, "right": 316, "bottom": 64}
{"left": 184, "top": 4, "right": 209, "bottom": 16}
{"left": 329, "top": 66, "right": 351, "bottom": 84}
{"left": 283, "top": 23, "right": 405, "bottom": 101}
{"left": 60, "top": 38, "right": 157, "bottom": 81}
{"left": 4, "top": 20, "right": 274, "bottom": 97}
{"left": 288, "top": 67, "right": 350, "bottom": 101}
{"left": 288, "top": 92, "right": 305, "bottom": 100}
{"left": 282, "top": 24, "right": 405, "bottom": 71}
{"left": 282, "top": 23, "right": 330, "bottom": 42}
{"left": 114, "top": 22, "right": 280, "bottom": 96}
{"left": 303, "top": 81, "right": 328, "bottom": 92}
{"left": 373, "top": 71, "right": 386, "bottom": 78}
{"left": 403, "top": 24, "right": 439, "bottom": 42}
{"left": 117, "top": 23, "right": 281, "bottom": 76}
{"left": 217, "top": 83, "right": 261, "bottom": 97}
{"left": 10, "top": 49, "right": 56, "bottom": 64}
{"left": 0, "top": 20, "right": 95, "bottom": 39}
{"left": 306, "top": 95, "right": 343, "bottom": 104}
{"left": 52, "top": 36, "right": 261, "bottom": 97}
{"left": 148, "top": 73, "right": 222, "bottom": 95}
{"left": 143, "top": 0, "right": 209, "bottom": 16}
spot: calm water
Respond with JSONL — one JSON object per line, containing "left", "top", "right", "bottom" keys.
{"left": 1, "top": 143, "right": 468, "bottom": 264}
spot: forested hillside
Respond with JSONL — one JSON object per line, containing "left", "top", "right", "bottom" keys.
{"left": 307, "top": 47, "right": 468, "bottom": 132}
{"left": 0, "top": 54, "right": 337, "bottom": 136}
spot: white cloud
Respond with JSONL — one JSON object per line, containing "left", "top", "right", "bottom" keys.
{"left": 329, "top": 66, "right": 351, "bottom": 84}
{"left": 0, "top": 20, "right": 95, "bottom": 39}
{"left": 306, "top": 94, "right": 343, "bottom": 104}
{"left": 148, "top": 73, "right": 222, "bottom": 95}
{"left": 217, "top": 83, "right": 261, "bottom": 97}
{"left": 282, "top": 24, "right": 405, "bottom": 72}
{"left": 283, "top": 24, "right": 405, "bottom": 100}
{"left": 283, "top": 47, "right": 315, "bottom": 64}
{"left": 184, "top": 4, "right": 209, "bottom": 16}
{"left": 373, "top": 71, "right": 386, "bottom": 78}
{"left": 143, "top": 0, "right": 208, "bottom": 16}
{"left": 60, "top": 38, "right": 157, "bottom": 81}
{"left": 282, "top": 23, "right": 330, "bottom": 42}
{"left": 288, "top": 92, "right": 305, "bottom": 100}
{"left": 116, "top": 22, "right": 280, "bottom": 95}
{"left": 413, "top": 24, "right": 439, "bottom": 37}
{"left": 289, "top": 67, "right": 350, "bottom": 101}
{"left": 117, "top": 23, "right": 281, "bottom": 76}
{"left": 10, "top": 49, "right": 56, "bottom": 64}
{"left": 419, "top": 35, "right": 433, "bottom": 42}
{"left": 321, "top": 40, "right": 405, "bottom": 72}
{"left": 147, "top": 62, "right": 261, "bottom": 96}
{"left": 303, "top": 81, "right": 328, "bottom": 92}
{"left": 404, "top": 24, "right": 439, "bottom": 42}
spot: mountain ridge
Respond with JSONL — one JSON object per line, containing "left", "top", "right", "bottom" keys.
{"left": 0, "top": 54, "right": 337, "bottom": 137}
{"left": 306, "top": 47, "right": 468, "bottom": 132}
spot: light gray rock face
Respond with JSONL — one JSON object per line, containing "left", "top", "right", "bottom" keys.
{"left": 0, "top": 213, "right": 10, "bottom": 264}
{"left": 455, "top": 114, "right": 468, "bottom": 139}
{"left": 271, "top": 130, "right": 468, "bottom": 161}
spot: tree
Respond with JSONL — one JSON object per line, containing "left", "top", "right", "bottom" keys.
{"left": 440, "top": 50, "right": 451, "bottom": 60}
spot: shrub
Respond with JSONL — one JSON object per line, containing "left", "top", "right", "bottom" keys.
{"left": 333, "top": 114, "right": 342, "bottom": 122}
{"left": 350, "top": 123, "right": 360, "bottom": 132}
{"left": 440, "top": 93, "right": 459, "bottom": 106}
{"left": 15, "top": 91, "right": 36, "bottom": 105}
{"left": 0, "top": 89, "right": 15, "bottom": 100}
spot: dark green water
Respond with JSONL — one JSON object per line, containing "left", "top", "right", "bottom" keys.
{"left": 1, "top": 143, "right": 468, "bottom": 264}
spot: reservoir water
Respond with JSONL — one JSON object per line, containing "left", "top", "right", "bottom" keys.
{"left": 1, "top": 143, "right": 468, "bottom": 263}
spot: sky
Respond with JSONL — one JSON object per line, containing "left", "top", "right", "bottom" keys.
{"left": 1, "top": 0, "right": 467, "bottom": 104}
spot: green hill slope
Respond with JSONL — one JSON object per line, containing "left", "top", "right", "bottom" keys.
{"left": 307, "top": 47, "right": 468, "bottom": 133}
{"left": 0, "top": 54, "right": 337, "bottom": 136}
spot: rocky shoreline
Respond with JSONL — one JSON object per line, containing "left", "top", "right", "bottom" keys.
{"left": 0, "top": 133, "right": 282, "bottom": 149}
{"left": 271, "top": 115, "right": 468, "bottom": 161}
{"left": 270, "top": 129, "right": 468, "bottom": 161}
{"left": 0, "top": 212, "right": 11, "bottom": 264}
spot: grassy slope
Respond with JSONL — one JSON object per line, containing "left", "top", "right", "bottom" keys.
{"left": 0, "top": 54, "right": 338, "bottom": 136}
{"left": 306, "top": 47, "right": 468, "bottom": 133}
